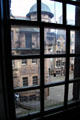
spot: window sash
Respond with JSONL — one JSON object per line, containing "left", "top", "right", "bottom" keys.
{"left": 2, "top": 0, "right": 80, "bottom": 120}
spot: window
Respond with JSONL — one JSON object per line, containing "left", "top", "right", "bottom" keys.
{"left": 11, "top": 30, "right": 13, "bottom": 40}
{"left": 33, "top": 76, "right": 38, "bottom": 85}
{"left": 56, "top": 60, "right": 61, "bottom": 67}
{"left": 22, "top": 59, "right": 27, "bottom": 65}
{"left": 1, "top": 0, "right": 80, "bottom": 120}
{"left": 23, "top": 77, "right": 28, "bottom": 86}
{"left": 57, "top": 41, "right": 60, "bottom": 46}
{"left": 32, "top": 59, "right": 37, "bottom": 63}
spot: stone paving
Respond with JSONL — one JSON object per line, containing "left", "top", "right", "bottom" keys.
{"left": 16, "top": 74, "right": 73, "bottom": 115}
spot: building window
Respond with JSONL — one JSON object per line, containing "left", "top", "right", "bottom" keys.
{"left": 57, "top": 41, "right": 60, "bottom": 46}
{"left": 26, "top": 33, "right": 32, "bottom": 48}
{"left": 32, "top": 59, "right": 37, "bottom": 64}
{"left": 23, "top": 77, "right": 28, "bottom": 87}
{"left": 22, "top": 59, "right": 27, "bottom": 65}
{"left": 56, "top": 60, "right": 61, "bottom": 67}
{"left": 33, "top": 76, "right": 38, "bottom": 85}
{"left": 56, "top": 50, "right": 61, "bottom": 54}
{"left": 11, "top": 30, "right": 13, "bottom": 40}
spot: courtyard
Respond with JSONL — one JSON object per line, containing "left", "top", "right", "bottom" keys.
{"left": 16, "top": 73, "right": 73, "bottom": 116}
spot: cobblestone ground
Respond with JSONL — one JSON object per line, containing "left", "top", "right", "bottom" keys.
{"left": 16, "top": 74, "right": 74, "bottom": 115}
{"left": 44, "top": 74, "right": 73, "bottom": 109}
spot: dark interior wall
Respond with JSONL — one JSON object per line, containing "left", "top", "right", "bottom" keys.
{"left": 0, "top": 0, "right": 6, "bottom": 119}
{"left": 73, "top": 1, "right": 80, "bottom": 100}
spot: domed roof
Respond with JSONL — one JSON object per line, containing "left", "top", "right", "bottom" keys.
{"left": 27, "top": 3, "right": 54, "bottom": 18}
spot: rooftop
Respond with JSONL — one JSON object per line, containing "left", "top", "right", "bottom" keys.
{"left": 27, "top": 2, "right": 54, "bottom": 18}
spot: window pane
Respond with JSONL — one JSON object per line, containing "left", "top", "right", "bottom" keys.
{"left": 44, "top": 29, "right": 66, "bottom": 54}
{"left": 69, "top": 57, "right": 74, "bottom": 80}
{"left": 45, "top": 58, "right": 65, "bottom": 84}
{"left": 12, "top": 59, "right": 40, "bottom": 88}
{"left": 11, "top": 26, "right": 40, "bottom": 55}
{"left": 68, "top": 83, "right": 74, "bottom": 103}
{"left": 10, "top": 0, "right": 37, "bottom": 21}
{"left": 15, "top": 90, "right": 40, "bottom": 116}
{"left": 68, "top": 83, "right": 80, "bottom": 103}
{"left": 67, "top": 4, "right": 80, "bottom": 26}
{"left": 67, "top": 4, "right": 75, "bottom": 25}
{"left": 69, "top": 57, "right": 80, "bottom": 80}
{"left": 70, "top": 31, "right": 75, "bottom": 54}
{"left": 41, "top": 0, "right": 63, "bottom": 24}
{"left": 44, "top": 86, "right": 64, "bottom": 110}
{"left": 70, "top": 30, "right": 80, "bottom": 54}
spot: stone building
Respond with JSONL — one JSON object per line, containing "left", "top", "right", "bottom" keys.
{"left": 12, "top": 2, "right": 75, "bottom": 101}
{"left": 12, "top": 2, "right": 56, "bottom": 100}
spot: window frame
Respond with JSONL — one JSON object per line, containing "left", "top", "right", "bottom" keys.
{"left": 1, "top": 0, "right": 80, "bottom": 120}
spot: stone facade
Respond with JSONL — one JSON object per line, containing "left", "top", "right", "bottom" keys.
{"left": 12, "top": 3, "right": 75, "bottom": 100}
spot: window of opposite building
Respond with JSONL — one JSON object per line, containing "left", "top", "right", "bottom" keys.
{"left": 33, "top": 76, "right": 38, "bottom": 85}
{"left": 1, "top": 0, "right": 80, "bottom": 120}
{"left": 22, "top": 59, "right": 27, "bottom": 65}
{"left": 23, "top": 77, "right": 28, "bottom": 87}
{"left": 56, "top": 60, "right": 61, "bottom": 67}
{"left": 32, "top": 59, "right": 37, "bottom": 64}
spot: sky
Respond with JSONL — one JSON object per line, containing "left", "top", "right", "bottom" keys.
{"left": 11, "top": 0, "right": 75, "bottom": 23}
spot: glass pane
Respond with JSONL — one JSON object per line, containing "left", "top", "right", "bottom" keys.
{"left": 41, "top": 0, "right": 63, "bottom": 24}
{"left": 67, "top": 4, "right": 75, "bottom": 25}
{"left": 70, "top": 30, "right": 80, "bottom": 54}
{"left": 12, "top": 59, "right": 40, "bottom": 88}
{"left": 73, "top": 57, "right": 80, "bottom": 80}
{"left": 44, "top": 29, "right": 66, "bottom": 54}
{"left": 15, "top": 90, "right": 40, "bottom": 116}
{"left": 68, "top": 83, "right": 74, "bottom": 103}
{"left": 10, "top": 0, "right": 37, "bottom": 21}
{"left": 70, "top": 31, "right": 75, "bottom": 54}
{"left": 67, "top": 4, "right": 80, "bottom": 26}
{"left": 45, "top": 58, "right": 65, "bottom": 84}
{"left": 11, "top": 26, "right": 40, "bottom": 55}
{"left": 68, "top": 83, "right": 80, "bottom": 103}
{"left": 69, "top": 57, "right": 74, "bottom": 80}
{"left": 44, "top": 86, "right": 64, "bottom": 110}
{"left": 69, "top": 57, "right": 80, "bottom": 80}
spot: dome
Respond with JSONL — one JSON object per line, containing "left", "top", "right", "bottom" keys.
{"left": 27, "top": 3, "right": 54, "bottom": 18}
